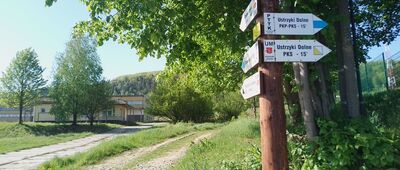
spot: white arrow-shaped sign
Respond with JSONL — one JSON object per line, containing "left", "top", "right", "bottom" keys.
{"left": 264, "top": 13, "right": 328, "bottom": 35}
{"left": 263, "top": 40, "right": 331, "bottom": 62}
{"left": 241, "top": 41, "right": 260, "bottom": 73}
{"left": 241, "top": 72, "right": 261, "bottom": 99}
{"left": 239, "top": 0, "right": 258, "bottom": 32}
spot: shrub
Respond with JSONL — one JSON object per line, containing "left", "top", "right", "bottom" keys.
{"left": 145, "top": 75, "right": 213, "bottom": 123}
{"left": 297, "top": 118, "right": 400, "bottom": 169}
{"left": 213, "top": 91, "right": 249, "bottom": 121}
{"left": 364, "top": 89, "right": 400, "bottom": 130}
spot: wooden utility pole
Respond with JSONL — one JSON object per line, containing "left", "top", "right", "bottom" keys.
{"left": 258, "top": 0, "right": 289, "bottom": 169}
{"left": 240, "top": 0, "right": 329, "bottom": 169}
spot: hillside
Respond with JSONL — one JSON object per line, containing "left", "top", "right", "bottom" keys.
{"left": 111, "top": 71, "right": 159, "bottom": 96}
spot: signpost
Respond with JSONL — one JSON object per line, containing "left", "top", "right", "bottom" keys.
{"left": 239, "top": 0, "right": 330, "bottom": 169}
{"left": 241, "top": 41, "right": 261, "bottom": 73}
{"left": 253, "top": 22, "right": 262, "bottom": 41}
{"left": 239, "top": 0, "right": 259, "bottom": 31}
{"left": 264, "top": 13, "right": 328, "bottom": 35}
{"left": 240, "top": 72, "right": 261, "bottom": 99}
{"left": 263, "top": 40, "right": 331, "bottom": 62}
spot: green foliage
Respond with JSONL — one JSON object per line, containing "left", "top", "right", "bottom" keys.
{"left": 85, "top": 80, "right": 113, "bottom": 125}
{"left": 213, "top": 91, "right": 249, "bottom": 121}
{"left": 46, "top": 0, "right": 249, "bottom": 92}
{"left": 111, "top": 71, "right": 159, "bottom": 96}
{"left": 146, "top": 73, "right": 213, "bottom": 123}
{"left": 220, "top": 144, "right": 262, "bottom": 170}
{"left": 39, "top": 122, "right": 220, "bottom": 169}
{"left": 355, "top": 0, "right": 400, "bottom": 52}
{"left": 360, "top": 60, "right": 388, "bottom": 92}
{"left": 364, "top": 89, "right": 400, "bottom": 130}
{"left": 289, "top": 118, "right": 400, "bottom": 170}
{"left": 0, "top": 48, "right": 46, "bottom": 124}
{"left": 50, "top": 36, "right": 109, "bottom": 125}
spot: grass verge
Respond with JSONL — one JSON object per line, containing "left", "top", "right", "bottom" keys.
{"left": 38, "top": 122, "right": 221, "bottom": 170}
{"left": 123, "top": 130, "right": 218, "bottom": 169}
{"left": 0, "top": 122, "right": 120, "bottom": 154}
{"left": 171, "top": 117, "right": 260, "bottom": 170}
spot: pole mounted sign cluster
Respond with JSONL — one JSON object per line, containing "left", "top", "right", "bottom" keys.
{"left": 239, "top": 3, "right": 331, "bottom": 99}
{"left": 239, "top": 0, "right": 331, "bottom": 169}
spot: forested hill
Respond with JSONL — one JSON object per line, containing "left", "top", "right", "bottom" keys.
{"left": 111, "top": 71, "right": 159, "bottom": 96}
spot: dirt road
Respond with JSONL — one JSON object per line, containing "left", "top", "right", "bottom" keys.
{"left": 0, "top": 125, "right": 152, "bottom": 170}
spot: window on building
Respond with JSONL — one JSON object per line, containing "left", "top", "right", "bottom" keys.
{"left": 41, "top": 108, "right": 45, "bottom": 113}
{"left": 127, "top": 101, "right": 143, "bottom": 106}
{"left": 107, "top": 107, "right": 116, "bottom": 117}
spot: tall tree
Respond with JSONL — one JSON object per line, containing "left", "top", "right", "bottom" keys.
{"left": 337, "top": 0, "right": 361, "bottom": 117}
{"left": 0, "top": 48, "right": 46, "bottom": 124}
{"left": 45, "top": 0, "right": 248, "bottom": 92}
{"left": 146, "top": 71, "right": 213, "bottom": 123}
{"left": 85, "top": 80, "right": 113, "bottom": 126}
{"left": 50, "top": 36, "right": 104, "bottom": 126}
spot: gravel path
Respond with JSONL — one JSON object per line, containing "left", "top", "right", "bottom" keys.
{"left": 131, "top": 132, "right": 214, "bottom": 170}
{"left": 0, "top": 125, "right": 153, "bottom": 170}
{"left": 86, "top": 133, "right": 195, "bottom": 170}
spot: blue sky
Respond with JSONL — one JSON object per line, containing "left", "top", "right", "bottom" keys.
{"left": 0, "top": 1, "right": 166, "bottom": 81}
{"left": 0, "top": 1, "right": 399, "bottom": 81}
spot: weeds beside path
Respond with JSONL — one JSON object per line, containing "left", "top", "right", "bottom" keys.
{"left": 171, "top": 117, "right": 261, "bottom": 170}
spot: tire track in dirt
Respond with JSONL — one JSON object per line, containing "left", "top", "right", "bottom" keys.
{"left": 131, "top": 132, "right": 214, "bottom": 170}
{"left": 86, "top": 133, "right": 195, "bottom": 170}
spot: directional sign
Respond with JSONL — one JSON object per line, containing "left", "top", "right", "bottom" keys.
{"left": 241, "top": 41, "right": 260, "bottom": 73}
{"left": 252, "top": 22, "right": 261, "bottom": 41}
{"left": 241, "top": 72, "right": 261, "bottom": 99}
{"left": 240, "top": 0, "right": 258, "bottom": 32}
{"left": 263, "top": 40, "right": 331, "bottom": 62}
{"left": 264, "top": 13, "right": 328, "bottom": 35}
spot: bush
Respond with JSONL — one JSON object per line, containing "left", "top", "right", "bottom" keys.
{"left": 146, "top": 74, "right": 213, "bottom": 123}
{"left": 364, "top": 89, "right": 400, "bottom": 130}
{"left": 294, "top": 118, "right": 400, "bottom": 169}
{"left": 213, "top": 91, "right": 249, "bottom": 121}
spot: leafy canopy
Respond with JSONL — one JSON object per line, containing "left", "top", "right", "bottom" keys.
{"left": 50, "top": 36, "right": 106, "bottom": 122}
{"left": 0, "top": 48, "right": 46, "bottom": 109}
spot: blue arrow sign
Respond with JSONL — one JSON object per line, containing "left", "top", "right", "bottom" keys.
{"left": 264, "top": 13, "right": 328, "bottom": 35}
{"left": 313, "top": 20, "right": 328, "bottom": 29}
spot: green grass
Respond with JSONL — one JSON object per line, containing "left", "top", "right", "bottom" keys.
{"left": 0, "top": 122, "right": 120, "bottom": 154}
{"left": 171, "top": 117, "right": 260, "bottom": 170}
{"left": 38, "top": 122, "right": 221, "bottom": 170}
{"left": 122, "top": 130, "right": 218, "bottom": 169}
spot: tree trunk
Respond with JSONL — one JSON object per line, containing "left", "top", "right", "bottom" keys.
{"left": 89, "top": 113, "right": 94, "bottom": 126}
{"left": 73, "top": 100, "right": 77, "bottom": 126}
{"left": 286, "top": 1, "right": 316, "bottom": 138}
{"left": 315, "top": 63, "right": 332, "bottom": 117}
{"left": 283, "top": 74, "right": 302, "bottom": 126}
{"left": 293, "top": 62, "right": 318, "bottom": 139}
{"left": 19, "top": 96, "right": 23, "bottom": 124}
{"left": 72, "top": 112, "right": 77, "bottom": 126}
{"left": 335, "top": 22, "right": 348, "bottom": 114}
{"left": 336, "top": 0, "right": 360, "bottom": 118}
{"left": 310, "top": 81, "right": 323, "bottom": 117}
